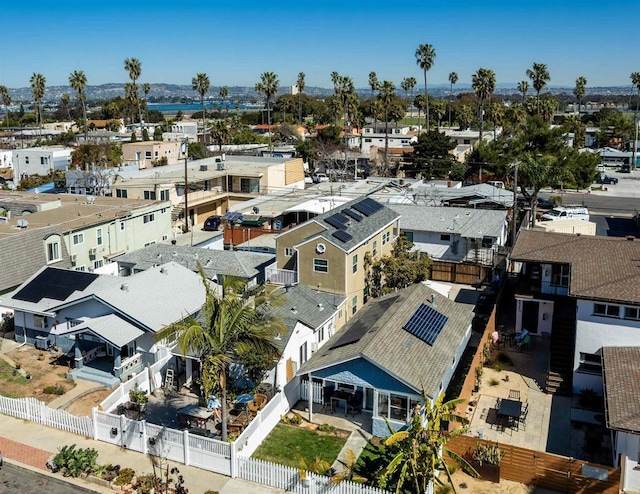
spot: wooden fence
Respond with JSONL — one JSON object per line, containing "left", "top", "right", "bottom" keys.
{"left": 0, "top": 395, "right": 93, "bottom": 437}
{"left": 447, "top": 435, "right": 620, "bottom": 493}
{"left": 431, "top": 261, "right": 491, "bottom": 285}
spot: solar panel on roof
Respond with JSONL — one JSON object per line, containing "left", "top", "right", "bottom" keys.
{"left": 403, "top": 303, "right": 448, "bottom": 346}
{"left": 352, "top": 198, "right": 383, "bottom": 216}
{"left": 332, "top": 230, "right": 353, "bottom": 243}
{"left": 14, "top": 268, "right": 99, "bottom": 303}
{"left": 342, "top": 209, "right": 363, "bottom": 222}
{"left": 325, "top": 213, "right": 348, "bottom": 230}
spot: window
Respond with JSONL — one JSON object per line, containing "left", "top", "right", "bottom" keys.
{"left": 313, "top": 258, "right": 328, "bottom": 273}
{"left": 68, "top": 319, "right": 82, "bottom": 328}
{"left": 351, "top": 295, "right": 358, "bottom": 315}
{"left": 46, "top": 240, "right": 61, "bottom": 263}
{"left": 143, "top": 213, "right": 155, "bottom": 223}
{"left": 317, "top": 325, "right": 325, "bottom": 343}
{"left": 144, "top": 190, "right": 157, "bottom": 200}
{"left": 578, "top": 352, "right": 602, "bottom": 374}
{"left": 25, "top": 156, "right": 29, "bottom": 165}
{"left": 72, "top": 233, "right": 84, "bottom": 245}
{"left": 382, "top": 231, "right": 390, "bottom": 245}
{"left": 372, "top": 240, "right": 378, "bottom": 257}
{"left": 40, "top": 156, "right": 47, "bottom": 165}
{"left": 145, "top": 151, "right": 152, "bottom": 159}
{"left": 624, "top": 307, "right": 640, "bottom": 320}
{"left": 75, "top": 265, "right": 86, "bottom": 272}
{"left": 594, "top": 303, "right": 620, "bottom": 318}
{"left": 285, "top": 247, "right": 293, "bottom": 257}
{"left": 481, "top": 237, "right": 494, "bottom": 248}
{"left": 160, "top": 190, "right": 170, "bottom": 201}
{"left": 93, "top": 259, "right": 104, "bottom": 269}
{"left": 551, "top": 264, "right": 570, "bottom": 287}
{"left": 96, "top": 228, "right": 103, "bottom": 246}
{"left": 352, "top": 254, "right": 358, "bottom": 274}
{"left": 240, "top": 178, "right": 260, "bottom": 193}
{"left": 116, "top": 189, "right": 128, "bottom": 198}
{"left": 299, "top": 342, "right": 308, "bottom": 365}
{"left": 364, "top": 138, "right": 372, "bottom": 143}
{"left": 363, "top": 286, "right": 369, "bottom": 304}
{"left": 389, "top": 394, "right": 408, "bottom": 421}
{"left": 440, "top": 234, "right": 451, "bottom": 242}
{"left": 33, "top": 315, "right": 46, "bottom": 329}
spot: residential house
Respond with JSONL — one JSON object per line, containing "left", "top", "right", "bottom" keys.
{"left": 297, "top": 283, "right": 473, "bottom": 436}
{"left": 386, "top": 182, "right": 514, "bottom": 210}
{"left": 12, "top": 146, "right": 72, "bottom": 178}
{"left": 0, "top": 191, "right": 172, "bottom": 294}
{"left": 361, "top": 124, "right": 417, "bottom": 156}
{"left": 602, "top": 347, "right": 640, "bottom": 492}
{"left": 274, "top": 197, "right": 400, "bottom": 316}
{"left": 442, "top": 129, "right": 498, "bottom": 162}
{"left": 121, "top": 140, "right": 184, "bottom": 169}
{"left": 65, "top": 166, "right": 118, "bottom": 196}
{"left": 266, "top": 284, "right": 346, "bottom": 390}
{"left": 510, "top": 230, "right": 640, "bottom": 395}
{"left": 388, "top": 204, "right": 508, "bottom": 267}
{"left": 0, "top": 262, "right": 205, "bottom": 386}
{"left": 115, "top": 243, "right": 276, "bottom": 288}
{"left": 163, "top": 121, "right": 198, "bottom": 143}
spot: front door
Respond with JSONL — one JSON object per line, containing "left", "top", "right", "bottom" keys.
{"left": 522, "top": 301, "right": 539, "bottom": 334}
{"left": 365, "top": 387, "right": 374, "bottom": 411}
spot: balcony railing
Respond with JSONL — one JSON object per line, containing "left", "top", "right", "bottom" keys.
{"left": 266, "top": 266, "right": 298, "bottom": 286}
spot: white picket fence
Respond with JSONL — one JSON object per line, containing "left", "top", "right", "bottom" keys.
{"left": 0, "top": 395, "right": 93, "bottom": 437}
{"left": 238, "top": 457, "right": 389, "bottom": 494}
{"left": 300, "top": 379, "right": 323, "bottom": 404}
{"left": 235, "top": 389, "right": 290, "bottom": 457}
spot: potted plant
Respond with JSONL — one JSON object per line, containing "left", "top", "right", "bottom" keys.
{"left": 128, "top": 386, "right": 148, "bottom": 415}
{"left": 472, "top": 442, "right": 504, "bottom": 483}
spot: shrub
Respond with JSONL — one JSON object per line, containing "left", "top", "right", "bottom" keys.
{"left": 113, "top": 467, "right": 136, "bottom": 486}
{"left": 52, "top": 444, "right": 99, "bottom": 477}
{"left": 318, "top": 423, "right": 336, "bottom": 433}
{"left": 494, "top": 362, "right": 504, "bottom": 372}
{"left": 44, "top": 385, "right": 65, "bottom": 395}
{"left": 129, "top": 386, "right": 148, "bottom": 405}
{"left": 473, "top": 443, "right": 504, "bottom": 466}
{"left": 489, "top": 378, "right": 500, "bottom": 386}
{"left": 436, "top": 485, "right": 453, "bottom": 494}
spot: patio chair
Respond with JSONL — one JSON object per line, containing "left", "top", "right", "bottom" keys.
{"left": 253, "top": 393, "right": 268, "bottom": 409}
{"left": 347, "top": 390, "right": 363, "bottom": 416}
{"left": 509, "top": 389, "right": 520, "bottom": 401}
{"left": 517, "top": 334, "right": 531, "bottom": 351}
{"left": 322, "top": 386, "right": 334, "bottom": 413}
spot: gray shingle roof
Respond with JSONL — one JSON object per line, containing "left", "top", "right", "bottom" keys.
{"left": 298, "top": 283, "right": 473, "bottom": 397}
{"left": 291, "top": 198, "right": 400, "bottom": 253}
{"left": 116, "top": 244, "right": 275, "bottom": 280}
{"left": 57, "top": 314, "right": 144, "bottom": 348}
{"left": 602, "top": 347, "right": 640, "bottom": 432}
{"left": 512, "top": 230, "right": 640, "bottom": 304}
{"left": 388, "top": 204, "right": 507, "bottom": 238}
{"left": 270, "top": 285, "right": 345, "bottom": 351}
{"left": 409, "top": 183, "right": 514, "bottom": 208}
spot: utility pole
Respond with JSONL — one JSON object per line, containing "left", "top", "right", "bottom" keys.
{"left": 512, "top": 161, "right": 519, "bottom": 245}
{"left": 633, "top": 114, "right": 638, "bottom": 171}
{"left": 182, "top": 138, "right": 189, "bottom": 233}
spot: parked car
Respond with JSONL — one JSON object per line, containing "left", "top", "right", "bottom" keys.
{"left": 304, "top": 174, "right": 313, "bottom": 184}
{"left": 595, "top": 174, "right": 618, "bottom": 185}
{"left": 202, "top": 215, "right": 221, "bottom": 231}
{"left": 312, "top": 173, "right": 329, "bottom": 183}
{"left": 596, "top": 164, "right": 606, "bottom": 173}
{"left": 621, "top": 164, "right": 631, "bottom": 173}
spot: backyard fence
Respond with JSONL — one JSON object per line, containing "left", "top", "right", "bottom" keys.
{"left": 300, "top": 379, "right": 323, "bottom": 404}
{"left": 238, "top": 456, "right": 389, "bottom": 494}
{"left": 0, "top": 395, "right": 93, "bottom": 437}
{"left": 447, "top": 435, "right": 620, "bottom": 493}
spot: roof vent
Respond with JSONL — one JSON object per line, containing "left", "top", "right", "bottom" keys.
{"left": 318, "top": 303, "right": 324, "bottom": 311}
{"left": 120, "top": 283, "right": 129, "bottom": 292}
{"left": 291, "top": 307, "right": 297, "bottom": 314}
{"left": 160, "top": 267, "right": 167, "bottom": 274}
{"left": 430, "top": 294, "right": 436, "bottom": 307}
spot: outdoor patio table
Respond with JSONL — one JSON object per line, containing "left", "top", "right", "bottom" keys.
{"left": 331, "top": 390, "right": 352, "bottom": 416}
{"left": 177, "top": 404, "right": 215, "bottom": 429}
{"left": 497, "top": 398, "right": 522, "bottom": 430}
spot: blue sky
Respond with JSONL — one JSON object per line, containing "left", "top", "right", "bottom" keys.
{"left": 1, "top": 0, "right": 638, "bottom": 90}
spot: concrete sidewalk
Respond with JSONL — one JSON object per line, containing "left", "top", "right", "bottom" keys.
{"left": 0, "top": 414, "right": 283, "bottom": 493}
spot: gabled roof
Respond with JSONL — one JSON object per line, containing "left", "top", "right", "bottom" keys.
{"left": 298, "top": 283, "right": 473, "bottom": 397}
{"left": 388, "top": 204, "right": 507, "bottom": 239}
{"left": 56, "top": 314, "right": 144, "bottom": 348}
{"left": 285, "top": 197, "right": 399, "bottom": 253}
{"left": 270, "top": 285, "right": 345, "bottom": 351}
{"left": 116, "top": 244, "right": 274, "bottom": 280}
{"left": 512, "top": 230, "right": 640, "bottom": 304}
{"left": 602, "top": 347, "right": 640, "bottom": 433}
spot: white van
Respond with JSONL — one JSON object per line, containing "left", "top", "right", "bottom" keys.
{"left": 487, "top": 180, "right": 505, "bottom": 189}
{"left": 541, "top": 206, "right": 589, "bottom": 222}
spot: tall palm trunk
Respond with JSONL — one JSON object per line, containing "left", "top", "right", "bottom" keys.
{"left": 220, "top": 370, "right": 228, "bottom": 441}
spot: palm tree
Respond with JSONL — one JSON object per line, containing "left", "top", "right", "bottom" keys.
{"left": 30, "top": 73, "right": 46, "bottom": 133}
{"left": 472, "top": 67, "right": 496, "bottom": 140}
{"left": 448, "top": 72, "right": 458, "bottom": 128}
{"left": 330, "top": 449, "right": 367, "bottom": 484}
{"left": 255, "top": 72, "right": 279, "bottom": 153}
{"left": 573, "top": 76, "right": 587, "bottom": 116}
{"left": 60, "top": 93, "right": 71, "bottom": 122}
{"left": 192, "top": 73, "right": 210, "bottom": 144}
{"left": 382, "top": 391, "right": 477, "bottom": 494}
{"left": 413, "top": 94, "right": 426, "bottom": 130}
{"left": 296, "top": 72, "right": 306, "bottom": 125}
{"left": 124, "top": 57, "right": 143, "bottom": 127}
{"left": 400, "top": 77, "right": 416, "bottom": 127}
{"left": 211, "top": 119, "right": 231, "bottom": 154}
{"left": 486, "top": 101, "right": 505, "bottom": 140}
{"left": 415, "top": 43, "right": 436, "bottom": 130}
{"left": 517, "top": 80, "right": 529, "bottom": 103}
{"left": 457, "top": 104, "right": 474, "bottom": 130}
{"left": 368, "top": 71, "right": 379, "bottom": 99}
{"left": 156, "top": 269, "right": 283, "bottom": 442}
{"left": 69, "top": 70, "right": 88, "bottom": 139}
{"left": 219, "top": 86, "right": 229, "bottom": 114}
{"left": 124, "top": 82, "right": 137, "bottom": 125}
{"left": 330, "top": 71, "right": 340, "bottom": 89}
{"left": 630, "top": 72, "right": 640, "bottom": 170}
{"left": 142, "top": 82, "right": 151, "bottom": 127}
{"left": 520, "top": 153, "right": 558, "bottom": 227}
{"left": 378, "top": 80, "right": 396, "bottom": 175}
{"left": 0, "top": 85, "right": 12, "bottom": 129}
{"left": 526, "top": 62, "right": 550, "bottom": 116}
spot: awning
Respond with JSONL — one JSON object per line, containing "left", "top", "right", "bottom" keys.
{"left": 56, "top": 314, "right": 144, "bottom": 348}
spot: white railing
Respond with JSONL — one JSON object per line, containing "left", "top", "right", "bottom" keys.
{"left": 238, "top": 457, "right": 389, "bottom": 494}
{"left": 116, "top": 352, "right": 142, "bottom": 376}
{"left": 300, "top": 380, "right": 323, "bottom": 404}
{"left": 0, "top": 395, "right": 93, "bottom": 437}
{"left": 265, "top": 266, "right": 298, "bottom": 286}
{"left": 235, "top": 391, "right": 290, "bottom": 457}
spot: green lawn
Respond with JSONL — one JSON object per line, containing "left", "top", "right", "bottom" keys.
{"left": 252, "top": 424, "right": 347, "bottom": 468}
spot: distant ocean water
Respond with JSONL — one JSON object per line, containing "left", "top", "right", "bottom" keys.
{"left": 149, "top": 102, "right": 262, "bottom": 113}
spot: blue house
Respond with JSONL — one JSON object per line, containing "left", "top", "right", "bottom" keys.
{"left": 297, "top": 283, "right": 473, "bottom": 437}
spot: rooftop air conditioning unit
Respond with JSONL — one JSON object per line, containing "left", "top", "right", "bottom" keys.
{"left": 199, "top": 164, "right": 208, "bottom": 172}
{"left": 217, "top": 162, "right": 225, "bottom": 171}
{"left": 70, "top": 254, "right": 77, "bottom": 265}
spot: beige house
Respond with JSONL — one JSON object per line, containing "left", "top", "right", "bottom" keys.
{"left": 274, "top": 198, "right": 400, "bottom": 318}
{"left": 121, "top": 141, "right": 184, "bottom": 169}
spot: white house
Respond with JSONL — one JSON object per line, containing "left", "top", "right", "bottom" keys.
{"left": 360, "top": 124, "right": 417, "bottom": 156}
{"left": 163, "top": 121, "right": 199, "bottom": 143}
{"left": 12, "top": 146, "right": 73, "bottom": 178}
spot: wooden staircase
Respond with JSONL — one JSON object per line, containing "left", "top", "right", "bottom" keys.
{"left": 546, "top": 300, "right": 576, "bottom": 395}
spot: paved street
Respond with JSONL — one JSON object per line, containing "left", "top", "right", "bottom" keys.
{"left": 0, "top": 462, "right": 96, "bottom": 494}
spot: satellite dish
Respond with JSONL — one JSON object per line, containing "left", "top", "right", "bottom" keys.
{"left": 86, "top": 195, "right": 96, "bottom": 204}
{"left": 16, "top": 219, "right": 29, "bottom": 229}
{"left": 316, "top": 243, "right": 326, "bottom": 254}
